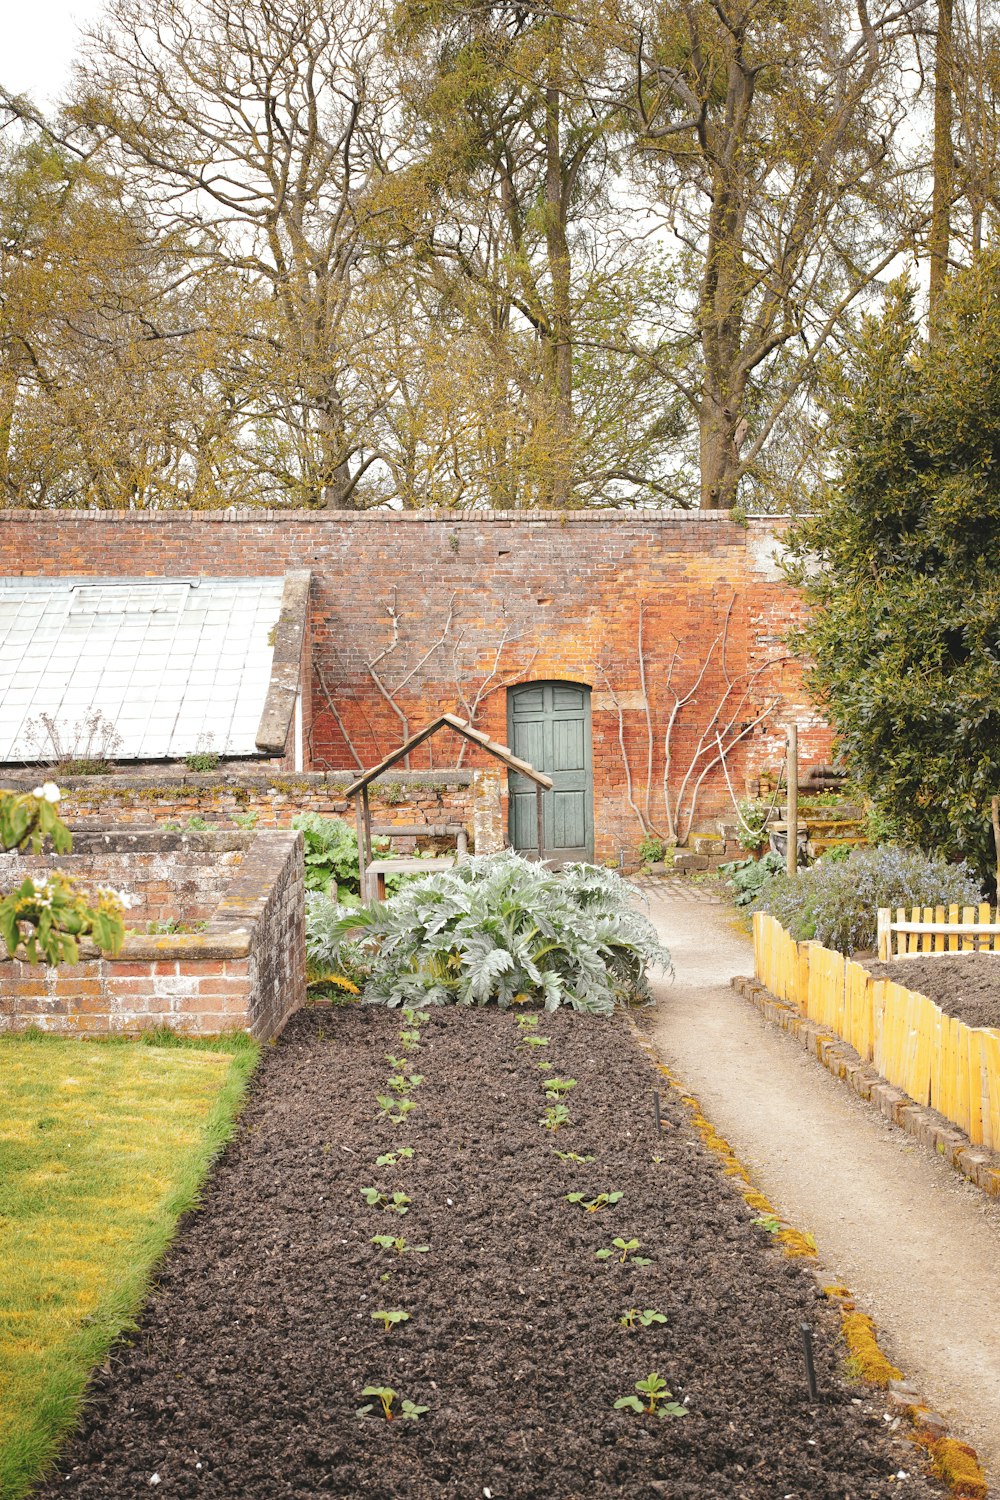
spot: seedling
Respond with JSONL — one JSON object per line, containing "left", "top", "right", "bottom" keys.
{"left": 400, "top": 1007, "right": 430, "bottom": 1025}
{"left": 619, "top": 1308, "right": 668, "bottom": 1330}
{"left": 361, "top": 1188, "right": 410, "bottom": 1214}
{"left": 536, "top": 1061, "right": 553, "bottom": 1071}
{"left": 371, "top": 1235, "right": 429, "bottom": 1255}
{"left": 370, "top": 1309, "right": 411, "bottom": 1333}
{"left": 387, "top": 1072, "right": 424, "bottom": 1093}
{"left": 552, "top": 1149, "right": 595, "bottom": 1163}
{"left": 376, "top": 1095, "right": 417, "bottom": 1125}
{"left": 595, "top": 1237, "right": 651, "bottom": 1266}
{"left": 376, "top": 1148, "right": 414, "bottom": 1167}
{"left": 384, "top": 1054, "right": 409, "bottom": 1070}
{"left": 565, "top": 1191, "right": 623, "bottom": 1212}
{"left": 398, "top": 1030, "right": 422, "bottom": 1052}
{"left": 357, "top": 1385, "right": 427, "bottom": 1421}
{"left": 541, "top": 1077, "right": 577, "bottom": 1098}
{"left": 540, "top": 1103, "right": 571, "bottom": 1132}
{"left": 516, "top": 1015, "right": 539, "bottom": 1031}
{"left": 521, "top": 1034, "right": 549, "bottom": 1048}
{"left": 614, "top": 1374, "right": 687, "bottom": 1419}
{"left": 751, "top": 1214, "right": 782, "bottom": 1235}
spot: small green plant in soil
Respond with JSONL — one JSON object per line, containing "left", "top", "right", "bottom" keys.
{"left": 356, "top": 1386, "right": 427, "bottom": 1421}
{"left": 370, "top": 1310, "right": 411, "bottom": 1333}
{"left": 376, "top": 1149, "right": 414, "bottom": 1167}
{"left": 387, "top": 1072, "right": 423, "bottom": 1093}
{"left": 521, "top": 1034, "right": 549, "bottom": 1048}
{"left": 541, "top": 1077, "right": 576, "bottom": 1098}
{"left": 553, "top": 1150, "right": 594, "bottom": 1163}
{"left": 376, "top": 1095, "right": 417, "bottom": 1125}
{"left": 614, "top": 1374, "right": 687, "bottom": 1419}
{"left": 619, "top": 1308, "right": 668, "bottom": 1330}
{"left": 184, "top": 751, "right": 220, "bottom": 771}
{"left": 596, "top": 1237, "right": 651, "bottom": 1266}
{"left": 536, "top": 1060, "right": 553, "bottom": 1071}
{"left": 539, "top": 1103, "right": 571, "bottom": 1132}
{"left": 751, "top": 1214, "right": 782, "bottom": 1235}
{"left": 398, "top": 1030, "right": 421, "bottom": 1052}
{"left": 400, "top": 1007, "right": 430, "bottom": 1025}
{"left": 515, "top": 1015, "right": 539, "bottom": 1030}
{"left": 638, "top": 833, "right": 666, "bottom": 865}
{"left": 233, "top": 809, "right": 259, "bottom": 830}
{"left": 565, "top": 1192, "right": 623, "bottom": 1212}
{"left": 361, "top": 1188, "right": 411, "bottom": 1214}
{"left": 384, "top": 1053, "right": 410, "bottom": 1070}
{"left": 371, "top": 1235, "right": 429, "bottom": 1255}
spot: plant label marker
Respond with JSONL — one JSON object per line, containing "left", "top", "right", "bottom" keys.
{"left": 800, "top": 1322, "right": 818, "bottom": 1399}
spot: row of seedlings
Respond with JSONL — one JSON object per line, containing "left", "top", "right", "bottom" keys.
{"left": 514, "top": 1012, "right": 689, "bottom": 1422}
{"left": 356, "top": 1006, "right": 430, "bottom": 1423}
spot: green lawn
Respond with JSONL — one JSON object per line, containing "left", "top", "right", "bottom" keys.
{"left": 0, "top": 1029, "right": 258, "bottom": 1500}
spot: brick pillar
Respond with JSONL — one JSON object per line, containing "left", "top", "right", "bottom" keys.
{"left": 472, "top": 769, "right": 506, "bottom": 854}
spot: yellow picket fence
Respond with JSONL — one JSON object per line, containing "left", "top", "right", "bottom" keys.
{"left": 753, "top": 912, "right": 1000, "bottom": 1152}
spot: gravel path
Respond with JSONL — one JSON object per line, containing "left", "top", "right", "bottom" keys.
{"left": 642, "top": 891, "right": 1000, "bottom": 1489}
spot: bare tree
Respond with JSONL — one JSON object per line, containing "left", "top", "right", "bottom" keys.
{"left": 625, "top": 0, "right": 931, "bottom": 508}
{"left": 46, "top": 0, "right": 403, "bottom": 507}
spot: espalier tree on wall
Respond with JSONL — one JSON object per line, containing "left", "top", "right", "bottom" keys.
{"left": 787, "top": 260, "right": 1000, "bottom": 884}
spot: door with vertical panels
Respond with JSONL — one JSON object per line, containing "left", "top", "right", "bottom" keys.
{"left": 507, "top": 682, "right": 593, "bottom": 862}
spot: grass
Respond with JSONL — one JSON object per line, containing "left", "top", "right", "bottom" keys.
{"left": 0, "top": 1027, "right": 259, "bottom": 1500}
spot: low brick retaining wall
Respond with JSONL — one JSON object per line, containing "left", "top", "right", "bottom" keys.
{"left": 0, "top": 830, "right": 305, "bottom": 1039}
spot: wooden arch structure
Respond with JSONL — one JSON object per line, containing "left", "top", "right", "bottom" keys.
{"left": 344, "top": 712, "right": 554, "bottom": 896}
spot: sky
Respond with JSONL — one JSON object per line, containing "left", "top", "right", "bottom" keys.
{"left": 4, "top": 0, "right": 106, "bottom": 107}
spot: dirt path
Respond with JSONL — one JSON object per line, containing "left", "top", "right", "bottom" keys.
{"left": 642, "top": 889, "right": 1000, "bottom": 1488}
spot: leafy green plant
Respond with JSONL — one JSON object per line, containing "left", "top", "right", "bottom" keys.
{"left": 308, "top": 852, "right": 671, "bottom": 1013}
{"left": 376, "top": 1148, "right": 414, "bottom": 1167}
{"left": 541, "top": 1077, "right": 576, "bottom": 1098}
{"left": 614, "top": 1374, "right": 687, "bottom": 1419}
{"left": 184, "top": 814, "right": 211, "bottom": 831}
{"left": 753, "top": 845, "right": 982, "bottom": 954}
{"left": 751, "top": 1214, "right": 782, "bottom": 1234}
{"left": 595, "top": 1237, "right": 651, "bottom": 1265}
{"left": 401, "top": 1007, "right": 430, "bottom": 1025}
{"left": 293, "top": 813, "right": 365, "bottom": 899}
{"left": 522, "top": 1034, "right": 550, "bottom": 1048}
{"left": 233, "top": 809, "right": 259, "bottom": 831}
{"left": 719, "top": 851, "right": 784, "bottom": 908}
{"left": 184, "top": 751, "right": 220, "bottom": 772}
{"left": 371, "top": 1235, "right": 428, "bottom": 1255}
{"left": 356, "top": 1385, "right": 427, "bottom": 1421}
{"left": 734, "top": 797, "right": 773, "bottom": 855}
{"left": 515, "top": 1014, "right": 539, "bottom": 1030}
{"left": 370, "top": 1309, "right": 411, "bottom": 1332}
{"left": 376, "top": 1095, "right": 417, "bottom": 1126}
{"left": 0, "top": 788, "right": 125, "bottom": 964}
{"left": 565, "top": 1192, "right": 623, "bottom": 1212}
{"left": 619, "top": 1308, "right": 668, "bottom": 1329}
{"left": 536, "top": 1060, "right": 553, "bottom": 1071}
{"left": 387, "top": 1072, "right": 424, "bottom": 1093}
{"left": 361, "top": 1188, "right": 410, "bottom": 1214}
{"left": 539, "top": 1103, "right": 571, "bottom": 1132}
{"left": 552, "top": 1150, "right": 595, "bottom": 1163}
{"left": 638, "top": 833, "right": 666, "bottom": 864}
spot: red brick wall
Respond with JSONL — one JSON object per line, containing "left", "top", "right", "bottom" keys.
{"left": 0, "top": 508, "right": 832, "bottom": 860}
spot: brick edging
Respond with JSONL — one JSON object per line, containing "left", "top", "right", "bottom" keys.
{"left": 731, "top": 975, "right": 1000, "bottom": 1199}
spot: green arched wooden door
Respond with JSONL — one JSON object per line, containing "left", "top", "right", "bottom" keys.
{"left": 507, "top": 682, "right": 594, "bottom": 862}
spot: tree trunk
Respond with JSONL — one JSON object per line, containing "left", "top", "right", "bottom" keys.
{"left": 698, "top": 389, "right": 744, "bottom": 510}
{"left": 929, "top": 0, "right": 954, "bottom": 338}
{"left": 543, "top": 19, "right": 573, "bottom": 507}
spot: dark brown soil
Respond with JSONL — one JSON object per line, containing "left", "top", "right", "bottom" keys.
{"left": 39, "top": 1008, "right": 941, "bottom": 1500}
{"left": 864, "top": 953, "right": 1000, "bottom": 1029}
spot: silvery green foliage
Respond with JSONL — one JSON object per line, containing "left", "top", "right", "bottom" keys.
{"left": 752, "top": 844, "right": 982, "bottom": 955}
{"left": 306, "top": 852, "right": 671, "bottom": 1014}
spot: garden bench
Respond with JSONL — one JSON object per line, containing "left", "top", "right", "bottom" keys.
{"left": 364, "top": 825, "right": 470, "bottom": 901}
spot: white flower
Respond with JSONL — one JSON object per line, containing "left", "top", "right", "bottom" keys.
{"left": 41, "top": 782, "right": 61, "bottom": 803}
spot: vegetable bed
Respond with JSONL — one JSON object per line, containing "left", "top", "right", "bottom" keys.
{"left": 865, "top": 953, "right": 1000, "bottom": 1029}
{"left": 38, "top": 1009, "right": 939, "bottom": 1500}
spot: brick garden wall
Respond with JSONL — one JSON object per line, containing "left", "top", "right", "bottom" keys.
{"left": 0, "top": 830, "right": 305, "bottom": 1039}
{"left": 0, "top": 508, "right": 833, "bottom": 861}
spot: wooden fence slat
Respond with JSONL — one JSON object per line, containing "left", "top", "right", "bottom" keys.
{"left": 963, "top": 905, "right": 977, "bottom": 953}
{"left": 896, "top": 906, "right": 906, "bottom": 958}
{"left": 935, "top": 905, "right": 946, "bottom": 953}
{"left": 949, "top": 904, "right": 960, "bottom": 953}
{"left": 980, "top": 903, "right": 991, "bottom": 953}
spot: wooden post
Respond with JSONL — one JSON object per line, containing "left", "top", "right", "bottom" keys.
{"left": 361, "top": 785, "right": 374, "bottom": 898}
{"left": 786, "top": 724, "right": 798, "bottom": 878}
{"left": 877, "top": 908, "right": 890, "bottom": 962}
{"left": 536, "top": 784, "right": 545, "bottom": 864}
{"left": 355, "top": 792, "right": 368, "bottom": 900}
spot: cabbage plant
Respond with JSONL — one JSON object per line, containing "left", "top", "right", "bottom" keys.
{"left": 305, "top": 851, "right": 671, "bottom": 1014}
